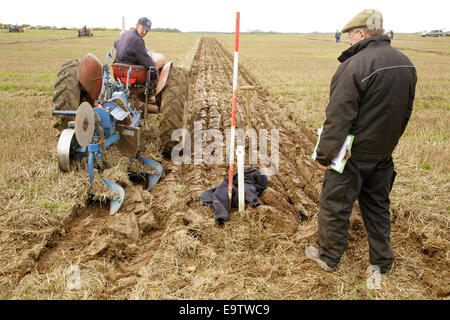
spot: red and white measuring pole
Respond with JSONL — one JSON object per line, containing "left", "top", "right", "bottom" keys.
{"left": 228, "top": 11, "right": 240, "bottom": 212}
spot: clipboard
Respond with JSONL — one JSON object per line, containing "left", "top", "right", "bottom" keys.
{"left": 312, "top": 127, "right": 354, "bottom": 174}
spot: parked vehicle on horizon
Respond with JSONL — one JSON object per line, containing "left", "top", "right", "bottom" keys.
{"left": 421, "top": 30, "right": 444, "bottom": 37}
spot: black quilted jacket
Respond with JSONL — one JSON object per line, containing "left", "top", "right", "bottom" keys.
{"left": 317, "top": 36, "right": 417, "bottom": 165}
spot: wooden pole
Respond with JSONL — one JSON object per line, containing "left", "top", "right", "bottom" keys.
{"left": 240, "top": 86, "right": 257, "bottom": 129}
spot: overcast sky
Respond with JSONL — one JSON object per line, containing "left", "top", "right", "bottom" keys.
{"left": 1, "top": 0, "right": 448, "bottom": 33}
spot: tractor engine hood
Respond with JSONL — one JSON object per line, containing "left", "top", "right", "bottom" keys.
{"left": 77, "top": 53, "right": 103, "bottom": 102}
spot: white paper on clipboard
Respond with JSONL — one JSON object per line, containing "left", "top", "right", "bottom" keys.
{"left": 312, "top": 127, "right": 354, "bottom": 174}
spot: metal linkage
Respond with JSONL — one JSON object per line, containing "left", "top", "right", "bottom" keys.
{"left": 54, "top": 49, "right": 163, "bottom": 215}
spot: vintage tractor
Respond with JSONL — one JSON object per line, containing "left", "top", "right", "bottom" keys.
{"left": 9, "top": 25, "right": 24, "bottom": 33}
{"left": 78, "top": 26, "right": 93, "bottom": 37}
{"left": 52, "top": 49, "right": 189, "bottom": 214}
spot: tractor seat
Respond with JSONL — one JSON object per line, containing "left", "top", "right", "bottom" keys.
{"left": 112, "top": 63, "right": 148, "bottom": 86}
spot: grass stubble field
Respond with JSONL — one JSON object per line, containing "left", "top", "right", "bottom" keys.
{"left": 0, "top": 29, "right": 448, "bottom": 299}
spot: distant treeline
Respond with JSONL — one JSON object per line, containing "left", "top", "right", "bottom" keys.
{"left": 152, "top": 28, "right": 181, "bottom": 33}
{"left": 246, "top": 29, "right": 280, "bottom": 34}
{"left": 0, "top": 23, "right": 181, "bottom": 32}
{"left": 0, "top": 23, "right": 66, "bottom": 30}
{"left": 186, "top": 30, "right": 283, "bottom": 34}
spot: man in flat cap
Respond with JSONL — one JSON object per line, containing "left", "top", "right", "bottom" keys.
{"left": 114, "top": 17, "right": 155, "bottom": 70}
{"left": 306, "top": 9, "right": 417, "bottom": 275}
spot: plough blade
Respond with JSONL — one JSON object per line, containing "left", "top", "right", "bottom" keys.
{"left": 101, "top": 178, "right": 125, "bottom": 216}
{"left": 136, "top": 157, "right": 163, "bottom": 191}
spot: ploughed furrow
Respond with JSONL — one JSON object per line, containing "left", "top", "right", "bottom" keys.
{"left": 209, "top": 38, "right": 323, "bottom": 205}
{"left": 176, "top": 37, "right": 323, "bottom": 225}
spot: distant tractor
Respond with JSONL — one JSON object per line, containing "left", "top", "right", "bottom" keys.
{"left": 9, "top": 25, "right": 23, "bottom": 33}
{"left": 78, "top": 26, "right": 93, "bottom": 37}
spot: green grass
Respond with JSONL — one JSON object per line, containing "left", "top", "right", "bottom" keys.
{"left": 6, "top": 178, "right": 24, "bottom": 190}
{"left": 0, "top": 83, "right": 14, "bottom": 91}
{"left": 422, "top": 162, "right": 431, "bottom": 170}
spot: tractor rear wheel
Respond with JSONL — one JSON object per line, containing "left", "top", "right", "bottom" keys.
{"left": 158, "top": 66, "right": 189, "bottom": 156}
{"left": 52, "top": 59, "right": 82, "bottom": 129}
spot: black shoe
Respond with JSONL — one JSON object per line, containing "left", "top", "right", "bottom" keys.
{"left": 380, "top": 261, "right": 394, "bottom": 275}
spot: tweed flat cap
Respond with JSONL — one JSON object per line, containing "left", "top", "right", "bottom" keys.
{"left": 342, "top": 9, "right": 383, "bottom": 33}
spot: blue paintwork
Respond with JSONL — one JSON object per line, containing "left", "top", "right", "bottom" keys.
{"left": 101, "top": 178, "right": 125, "bottom": 215}
{"left": 137, "top": 157, "right": 163, "bottom": 191}
{"left": 93, "top": 107, "right": 115, "bottom": 138}
{"left": 111, "top": 91, "right": 129, "bottom": 103}
{"left": 55, "top": 49, "right": 163, "bottom": 213}
{"left": 88, "top": 152, "right": 95, "bottom": 184}
{"left": 99, "top": 49, "right": 114, "bottom": 99}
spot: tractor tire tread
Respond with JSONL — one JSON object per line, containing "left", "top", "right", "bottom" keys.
{"left": 158, "top": 67, "right": 189, "bottom": 155}
{"left": 53, "top": 59, "right": 82, "bottom": 129}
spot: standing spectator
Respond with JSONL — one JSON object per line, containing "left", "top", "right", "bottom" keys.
{"left": 335, "top": 30, "right": 342, "bottom": 42}
{"left": 305, "top": 9, "right": 417, "bottom": 275}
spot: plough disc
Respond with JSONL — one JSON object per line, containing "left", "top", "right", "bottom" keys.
{"left": 75, "top": 102, "right": 95, "bottom": 148}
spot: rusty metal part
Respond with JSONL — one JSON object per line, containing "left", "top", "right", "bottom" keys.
{"left": 155, "top": 62, "right": 172, "bottom": 96}
{"left": 143, "top": 91, "right": 149, "bottom": 129}
{"left": 143, "top": 104, "right": 159, "bottom": 114}
{"left": 94, "top": 113, "right": 108, "bottom": 160}
{"left": 117, "top": 124, "right": 140, "bottom": 158}
{"left": 133, "top": 98, "right": 159, "bottom": 114}
{"left": 132, "top": 96, "right": 158, "bottom": 113}
{"left": 75, "top": 102, "right": 95, "bottom": 148}
{"left": 77, "top": 53, "right": 103, "bottom": 101}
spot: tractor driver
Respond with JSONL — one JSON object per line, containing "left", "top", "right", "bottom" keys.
{"left": 113, "top": 17, "right": 156, "bottom": 74}
{"left": 113, "top": 17, "right": 158, "bottom": 113}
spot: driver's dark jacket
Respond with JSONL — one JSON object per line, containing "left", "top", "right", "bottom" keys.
{"left": 113, "top": 29, "right": 155, "bottom": 69}
{"left": 316, "top": 36, "right": 417, "bottom": 165}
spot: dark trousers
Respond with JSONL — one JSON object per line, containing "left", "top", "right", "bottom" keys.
{"left": 317, "top": 157, "right": 396, "bottom": 273}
